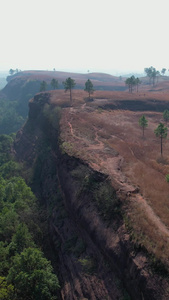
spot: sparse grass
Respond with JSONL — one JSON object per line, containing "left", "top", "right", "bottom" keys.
{"left": 125, "top": 204, "right": 169, "bottom": 269}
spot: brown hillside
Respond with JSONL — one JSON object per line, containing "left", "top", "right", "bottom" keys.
{"left": 52, "top": 89, "right": 169, "bottom": 268}
{"left": 15, "top": 88, "right": 169, "bottom": 299}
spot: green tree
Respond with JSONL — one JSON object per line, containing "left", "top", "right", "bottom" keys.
{"left": 0, "top": 276, "right": 14, "bottom": 300}
{"left": 139, "top": 115, "right": 148, "bottom": 137}
{"left": 151, "top": 67, "right": 157, "bottom": 86}
{"left": 125, "top": 75, "right": 136, "bottom": 93}
{"left": 165, "top": 174, "right": 169, "bottom": 182}
{"left": 84, "top": 79, "right": 94, "bottom": 99}
{"left": 144, "top": 66, "right": 159, "bottom": 86}
{"left": 161, "top": 68, "right": 166, "bottom": 76}
{"left": 125, "top": 77, "right": 131, "bottom": 92}
{"left": 144, "top": 67, "right": 152, "bottom": 84}
{"left": 40, "top": 81, "right": 47, "bottom": 92}
{"left": 51, "top": 79, "right": 58, "bottom": 90}
{"left": 0, "top": 242, "right": 10, "bottom": 275}
{"left": 9, "top": 69, "right": 15, "bottom": 76}
{"left": 0, "top": 99, "right": 24, "bottom": 135}
{"left": 163, "top": 109, "right": 169, "bottom": 124}
{"left": 156, "top": 70, "right": 160, "bottom": 83}
{"left": 8, "top": 223, "right": 35, "bottom": 255}
{"left": 0, "top": 161, "right": 21, "bottom": 179}
{"left": 0, "top": 208, "right": 19, "bottom": 243}
{"left": 154, "top": 123, "right": 167, "bottom": 156}
{"left": 7, "top": 247, "right": 59, "bottom": 300}
{"left": 0, "top": 135, "right": 13, "bottom": 166}
{"left": 135, "top": 77, "right": 141, "bottom": 92}
{"left": 62, "top": 77, "right": 76, "bottom": 104}
{"left": 0, "top": 176, "right": 39, "bottom": 243}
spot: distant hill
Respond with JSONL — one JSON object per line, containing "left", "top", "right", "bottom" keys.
{"left": 0, "top": 70, "right": 126, "bottom": 134}
{"left": 0, "top": 72, "right": 7, "bottom": 90}
{"left": 0, "top": 78, "right": 7, "bottom": 90}
{"left": 1, "top": 69, "right": 169, "bottom": 135}
{"left": 5, "top": 70, "right": 126, "bottom": 93}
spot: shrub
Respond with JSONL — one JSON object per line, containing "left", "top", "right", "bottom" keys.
{"left": 165, "top": 174, "right": 169, "bottom": 182}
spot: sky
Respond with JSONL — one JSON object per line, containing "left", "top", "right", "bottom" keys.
{"left": 1, "top": 0, "right": 169, "bottom": 75}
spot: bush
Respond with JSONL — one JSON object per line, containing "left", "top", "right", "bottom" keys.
{"left": 165, "top": 174, "right": 169, "bottom": 182}
{"left": 78, "top": 256, "right": 97, "bottom": 274}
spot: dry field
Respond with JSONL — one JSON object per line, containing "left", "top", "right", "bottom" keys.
{"left": 55, "top": 89, "right": 169, "bottom": 268}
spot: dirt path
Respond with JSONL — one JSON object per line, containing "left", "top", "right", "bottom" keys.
{"left": 68, "top": 122, "right": 74, "bottom": 136}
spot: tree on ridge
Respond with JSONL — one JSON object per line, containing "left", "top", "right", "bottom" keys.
{"left": 62, "top": 77, "right": 76, "bottom": 104}
{"left": 125, "top": 75, "right": 136, "bottom": 93}
{"left": 135, "top": 77, "right": 141, "bottom": 92}
{"left": 144, "top": 66, "right": 160, "bottom": 86}
{"left": 84, "top": 79, "right": 94, "bottom": 99}
{"left": 139, "top": 115, "right": 148, "bottom": 137}
{"left": 163, "top": 109, "right": 169, "bottom": 124}
{"left": 51, "top": 78, "right": 58, "bottom": 90}
{"left": 161, "top": 68, "right": 166, "bottom": 76}
{"left": 40, "top": 81, "right": 47, "bottom": 92}
{"left": 154, "top": 123, "right": 167, "bottom": 156}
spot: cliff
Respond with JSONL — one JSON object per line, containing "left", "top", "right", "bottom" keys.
{"left": 14, "top": 92, "right": 169, "bottom": 300}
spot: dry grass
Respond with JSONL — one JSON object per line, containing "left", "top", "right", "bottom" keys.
{"left": 126, "top": 200, "right": 169, "bottom": 265}
{"left": 49, "top": 88, "right": 169, "bottom": 108}
{"left": 57, "top": 88, "right": 169, "bottom": 268}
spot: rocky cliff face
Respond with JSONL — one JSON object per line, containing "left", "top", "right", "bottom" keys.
{"left": 14, "top": 92, "right": 169, "bottom": 300}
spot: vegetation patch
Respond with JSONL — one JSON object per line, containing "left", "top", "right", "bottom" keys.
{"left": 63, "top": 235, "right": 86, "bottom": 257}
{"left": 0, "top": 99, "right": 24, "bottom": 134}
{"left": 149, "top": 254, "right": 169, "bottom": 278}
{"left": 63, "top": 235, "right": 78, "bottom": 254}
{"left": 78, "top": 256, "right": 97, "bottom": 275}
{"left": 43, "top": 104, "right": 61, "bottom": 130}
{"left": 0, "top": 134, "right": 60, "bottom": 299}
{"left": 60, "top": 141, "right": 74, "bottom": 155}
{"left": 93, "top": 180, "right": 122, "bottom": 221}
{"left": 72, "top": 163, "right": 122, "bottom": 222}
{"left": 124, "top": 213, "right": 169, "bottom": 279}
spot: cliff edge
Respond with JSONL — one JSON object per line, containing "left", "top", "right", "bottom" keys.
{"left": 14, "top": 91, "right": 169, "bottom": 300}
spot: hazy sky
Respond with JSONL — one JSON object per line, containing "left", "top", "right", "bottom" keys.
{"left": 1, "top": 0, "right": 169, "bottom": 75}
